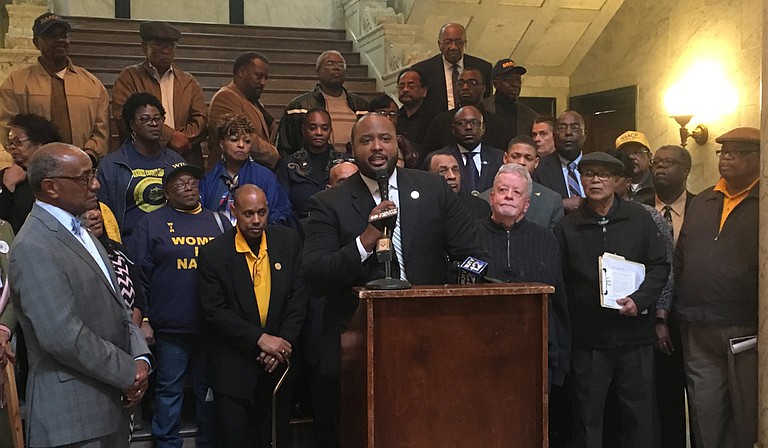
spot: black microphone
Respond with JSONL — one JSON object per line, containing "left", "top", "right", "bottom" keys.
{"left": 375, "top": 169, "right": 389, "bottom": 202}
{"left": 452, "top": 257, "right": 505, "bottom": 284}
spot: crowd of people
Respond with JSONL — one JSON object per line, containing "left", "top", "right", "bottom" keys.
{"left": 0, "top": 11, "right": 759, "bottom": 448}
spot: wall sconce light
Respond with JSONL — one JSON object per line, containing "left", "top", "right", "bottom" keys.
{"left": 671, "top": 115, "right": 708, "bottom": 148}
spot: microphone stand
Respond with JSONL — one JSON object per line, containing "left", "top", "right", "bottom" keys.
{"left": 365, "top": 226, "right": 411, "bottom": 290}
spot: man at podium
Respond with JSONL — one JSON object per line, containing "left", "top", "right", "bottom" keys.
{"left": 302, "top": 113, "right": 481, "bottom": 448}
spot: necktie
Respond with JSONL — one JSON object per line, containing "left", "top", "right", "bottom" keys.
{"left": 451, "top": 64, "right": 460, "bottom": 109}
{"left": 566, "top": 162, "right": 581, "bottom": 198}
{"left": 662, "top": 205, "right": 674, "bottom": 238}
{"left": 71, "top": 217, "right": 84, "bottom": 241}
{"left": 462, "top": 151, "right": 479, "bottom": 193}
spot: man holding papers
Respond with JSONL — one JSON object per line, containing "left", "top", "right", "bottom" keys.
{"left": 554, "top": 151, "right": 668, "bottom": 448}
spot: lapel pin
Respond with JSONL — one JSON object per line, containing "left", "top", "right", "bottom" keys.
{"left": 274, "top": 262, "right": 282, "bottom": 271}
{"left": 411, "top": 191, "right": 420, "bottom": 199}
{"left": 535, "top": 192, "right": 541, "bottom": 196}
{"left": 0, "top": 241, "right": 8, "bottom": 254}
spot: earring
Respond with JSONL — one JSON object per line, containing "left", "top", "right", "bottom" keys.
{"left": 131, "top": 131, "right": 137, "bottom": 142}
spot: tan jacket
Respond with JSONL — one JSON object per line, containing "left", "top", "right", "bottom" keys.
{"left": 112, "top": 61, "right": 208, "bottom": 150}
{"left": 0, "top": 58, "right": 110, "bottom": 156}
{"left": 208, "top": 81, "right": 278, "bottom": 169}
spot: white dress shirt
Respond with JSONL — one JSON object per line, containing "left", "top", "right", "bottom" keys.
{"left": 442, "top": 56, "right": 464, "bottom": 110}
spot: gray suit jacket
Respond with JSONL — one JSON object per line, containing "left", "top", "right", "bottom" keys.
{"left": 480, "top": 181, "right": 564, "bottom": 229}
{"left": 9, "top": 203, "right": 150, "bottom": 447}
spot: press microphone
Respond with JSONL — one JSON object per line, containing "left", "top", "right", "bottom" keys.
{"left": 453, "top": 257, "right": 505, "bottom": 284}
{"left": 375, "top": 169, "right": 389, "bottom": 202}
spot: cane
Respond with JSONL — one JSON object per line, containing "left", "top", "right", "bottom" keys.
{"left": 271, "top": 358, "right": 291, "bottom": 448}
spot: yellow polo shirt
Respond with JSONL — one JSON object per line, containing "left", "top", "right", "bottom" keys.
{"left": 713, "top": 177, "right": 759, "bottom": 232}
{"left": 234, "top": 227, "right": 271, "bottom": 326}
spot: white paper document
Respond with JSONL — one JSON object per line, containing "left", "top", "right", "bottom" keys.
{"left": 599, "top": 253, "right": 645, "bottom": 310}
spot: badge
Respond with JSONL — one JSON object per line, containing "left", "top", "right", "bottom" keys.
{"left": 274, "top": 262, "right": 282, "bottom": 271}
{"left": 0, "top": 241, "right": 9, "bottom": 254}
{"left": 410, "top": 191, "right": 420, "bottom": 199}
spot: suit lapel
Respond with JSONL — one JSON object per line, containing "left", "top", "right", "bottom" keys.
{"left": 348, "top": 173, "right": 376, "bottom": 222}
{"left": 477, "top": 145, "right": 492, "bottom": 192}
{"left": 397, "top": 168, "right": 419, "bottom": 266}
{"left": 226, "top": 250, "right": 262, "bottom": 326}
{"left": 264, "top": 231, "right": 287, "bottom": 330}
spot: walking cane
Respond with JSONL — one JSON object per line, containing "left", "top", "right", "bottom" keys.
{"left": 271, "top": 358, "right": 291, "bottom": 448}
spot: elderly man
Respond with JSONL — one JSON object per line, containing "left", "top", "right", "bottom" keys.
{"left": 532, "top": 115, "right": 557, "bottom": 157}
{"left": 198, "top": 185, "right": 307, "bottom": 448}
{"left": 128, "top": 163, "right": 231, "bottom": 448}
{"left": 411, "top": 23, "right": 492, "bottom": 111}
{"left": 422, "top": 68, "right": 512, "bottom": 153}
{"left": 327, "top": 160, "right": 357, "bottom": 188}
{"left": 0, "top": 13, "right": 109, "bottom": 158}
{"left": 395, "top": 68, "right": 439, "bottom": 148}
{"left": 209, "top": 52, "right": 279, "bottom": 170}
{"left": 481, "top": 59, "right": 538, "bottom": 138}
{"left": 425, "top": 149, "right": 489, "bottom": 219}
{"left": 616, "top": 130, "right": 655, "bottom": 205}
{"left": 302, "top": 113, "right": 481, "bottom": 447}
{"left": 112, "top": 21, "right": 208, "bottom": 166}
{"left": 554, "top": 151, "right": 668, "bottom": 448}
{"left": 277, "top": 50, "right": 369, "bottom": 155}
{"left": 675, "top": 127, "right": 760, "bottom": 448}
{"left": 10, "top": 143, "right": 151, "bottom": 447}
{"left": 533, "top": 110, "right": 587, "bottom": 213}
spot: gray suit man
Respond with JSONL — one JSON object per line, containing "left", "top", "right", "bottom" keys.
{"left": 9, "top": 143, "right": 151, "bottom": 448}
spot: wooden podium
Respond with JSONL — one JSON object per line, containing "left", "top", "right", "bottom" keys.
{"left": 341, "top": 283, "right": 553, "bottom": 448}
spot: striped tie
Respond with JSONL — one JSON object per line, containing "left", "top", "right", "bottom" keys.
{"left": 663, "top": 205, "right": 674, "bottom": 238}
{"left": 566, "top": 162, "right": 581, "bottom": 197}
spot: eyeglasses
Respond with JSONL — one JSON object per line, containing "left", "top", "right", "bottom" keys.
{"left": 650, "top": 157, "right": 683, "bottom": 167}
{"left": 580, "top": 170, "right": 614, "bottom": 181}
{"left": 440, "top": 39, "right": 465, "bottom": 48}
{"left": 136, "top": 115, "right": 165, "bottom": 125}
{"left": 170, "top": 179, "right": 199, "bottom": 192}
{"left": 715, "top": 148, "right": 758, "bottom": 158}
{"left": 7, "top": 137, "right": 30, "bottom": 147}
{"left": 375, "top": 110, "right": 398, "bottom": 118}
{"left": 556, "top": 123, "right": 583, "bottom": 133}
{"left": 455, "top": 79, "right": 481, "bottom": 88}
{"left": 148, "top": 40, "right": 177, "bottom": 49}
{"left": 398, "top": 82, "right": 422, "bottom": 90}
{"left": 452, "top": 119, "right": 483, "bottom": 128}
{"left": 49, "top": 168, "right": 98, "bottom": 186}
{"left": 624, "top": 148, "right": 650, "bottom": 158}
{"left": 323, "top": 60, "right": 346, "bottom": 69}
{"left": 328, "top": 157, "right": 356, "bottom": 169}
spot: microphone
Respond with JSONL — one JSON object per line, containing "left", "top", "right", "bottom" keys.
{"left": 375, "top": 169, "right": 389, "bottom": 202}
{"left": 453, "top": 257, "right": 505, "bottom": 284}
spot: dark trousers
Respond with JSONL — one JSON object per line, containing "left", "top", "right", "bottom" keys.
{"left": 654, "top": 315, "right": 691, "bottom": 448}
{"left": 571, "top": 345, "right": 655, "bottom": 448}
{"left": 311, "top": 370, "right": 340, "bottom": 448}
{"left": 213, "top": 369, "right": 293, "bottom": 448}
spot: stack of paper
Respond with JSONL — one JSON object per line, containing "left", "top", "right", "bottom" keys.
{"left": 598, "top": 253, "right": 645, "bottom": 310}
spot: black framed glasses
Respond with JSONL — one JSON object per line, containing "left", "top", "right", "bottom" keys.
{"left": 715, "top": 148, "right": 758, "bottom": 158}
{"left": 650, "top": 157, "right": 683, "bottom": 167}
{"left": 452, "top": 119, "right": 483, "bottom": 128}
{"left": 375, "top": 110, "right": 398, "bottom": 118}
{"left": 49, "top": 168, "right": 98, "bottom": 186}
{"left": 580, "top": 169, "right": 614, "bottom": 181}
{"left": 455, "top": 79, "right": 481, "bottom": 88}
{"left": 556, "top": 123, "right": 583, "bottom": 133}
{"left": 170, "top": 179, "right": 200, "bottom": 192}
{"left": 136, "top": 115, "right": 165, "bottom": 125}
{"left": 328, "top": 157, "right": 356, "bottom": 169}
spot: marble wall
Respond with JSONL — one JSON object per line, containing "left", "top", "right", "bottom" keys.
{"left": 570, "top": 0, "right": 761, "bottom": 193}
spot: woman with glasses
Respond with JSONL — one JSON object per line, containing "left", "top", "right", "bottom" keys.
{"left": 200, "top": 114, "right": 293, "bottom": 226}
{"left": 97, "top": 92, "right": 186, "bottom": 239}
{"left": 0, "top": 114, "right": 61, "bottom": 233}
{"left": 276, "top": 108, "right": 350, "bottom": 220}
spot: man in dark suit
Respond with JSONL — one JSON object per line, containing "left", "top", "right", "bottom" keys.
{"left": 9, "top": 143, "right": 151, "bottom": 447}
{"left": 198, "top": 184, "right": 307, "bottom": 448}
{"left": 533, "top": 110, "right": 586, "bottom": 214}
{"left": 302, "top": 113, "right": 481, "bottom": 448}
{"left": 438, "top": 105, "right": 504, "bottom": 195}
{"left": 650, "top": 144, "right": 696, "bottom": 448}
{"left": 424, "top": 149, "right": 490, "bottom": 220}
{"left": 411, "top": 23, "right": 492, "bottom": 111}
{"left": 481, "top": 59, "right": 539, "bottom": 139}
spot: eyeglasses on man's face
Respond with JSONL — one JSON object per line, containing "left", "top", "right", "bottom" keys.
{"left": 170, "top": 178, "right": 200, "bottom": 192}
{"left": 452, "top": 119, "right": 483, "bottom": 128}
{"left": 580, "top": 169, "right": 614, "bottom": 181}
{"left": 715, "top": 148, "right": 758, "bottom": 158}
{"left": 650, "top": 157, "right": 683, "bottom": 167}
{"left": 455, "top": 79, "right": 481, "bottom": 88}
{"left": 49, "top": 168, "right": 98, "bottom": 186}
{"left": 556, "top": 123, "right": 583, "bottom": 133}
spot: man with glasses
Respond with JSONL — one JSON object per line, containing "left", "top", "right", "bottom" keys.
{"left": 0, "top": 13, "right": 109, "bottom": 158}
{"left": 554, "top": 151, "right": 668, "bottom": 448}
{"left": 412, "top": 22, "right": 492, "bottom": 111}
{"left": 675, "top": 127, "right": 760, "bottom": 448}
{"left": 481, "top": 59, "right": 539, "bottom": 139}
{"left": 127, "top": 162, "right": 230, "bottom": 448}
{"left": 533, "top": 110, "right": 587, "bottom": 213}
{"left": 277, "top": 50, "right": 369, "bottom": 155}
{"left": 616, "top": 130, "right": 655, "bottom": 205}
{"left": 10, "top": 143, "right": 152, "bottom": 447}
{"left": 209, "top": 52, "right": 280, "bottom": 170}
{"left": 112, "top": 21, "right": 208, "bottom": 167}
{"left": 395, "top": 68, "right": 439, "bottom": 149}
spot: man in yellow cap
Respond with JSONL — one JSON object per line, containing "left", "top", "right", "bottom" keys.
{"left": 616, "top": 130, "right": 655, "bottom": 204}
{"left": 675, "top": 126, "right": 760, "bottom": 448}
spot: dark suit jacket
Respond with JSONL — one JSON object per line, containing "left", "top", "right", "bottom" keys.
{"left": 9, "top": 204, "right": 149, "bottom": 447}
{"left": 302, "top": 168, "right": 482, "bottom": 376}
{"left": 198, "top": 225, "right": 307, "bottom": 399}
{"left": 481, "top": 95, "right": 539, "bottom": 139}
{"left": 422, "top": 106, "right": 513, "bottom": 154}
{"left": 412, "top": 54, "right": 493, "bottom": 111}
{"left": 457, "top": 191, "right": 490, "bottom": 220}
{"left": 533, "top": 152, "right": 578, "bottom": 199}
{"left": 443, "top": 143, "right": 504, "bottom": 194}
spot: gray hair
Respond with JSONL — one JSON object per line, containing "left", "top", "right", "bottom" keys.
{"left": 316, "top": 50, "right": 346, "bottom": 71}
{"left": 27, "top": 143, "right": 76, "bottom": 194}
{"left": 494, "top": 163, "right": 533, "bottom": 199}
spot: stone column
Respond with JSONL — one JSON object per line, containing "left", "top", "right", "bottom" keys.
{"left": 759, "top": 3, "right": 768, "bottom": 448}
{"left": 4, "top": 0, "right": 48, "bottom": 50}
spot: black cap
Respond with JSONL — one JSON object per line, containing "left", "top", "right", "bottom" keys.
{"left": 139, "top": 22, "right": 181, "bottom": 41}
{"left": 33, "top": 13, "right": 71, "bottom": 37}
{"left": 491, "top": 59, "right": 527, "bottom": 78}
{"left": 162, "top": 163, "right": 203, "bottom": 187}
{"left": 578, "top": 151, "right": 624, "bottom": 174}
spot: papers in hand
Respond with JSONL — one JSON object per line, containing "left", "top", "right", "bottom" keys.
{"left": 730, "top": 336, "right": 757, "bottom": 354}
{"left": 599, "top": 253, "right": 645, "bottom": 310}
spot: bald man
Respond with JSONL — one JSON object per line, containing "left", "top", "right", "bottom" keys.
{"left": 198, "top": 184, "right": 307, "bottom": 448}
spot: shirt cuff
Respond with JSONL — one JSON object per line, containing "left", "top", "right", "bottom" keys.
{"left": 135, "top": 355, "right": 153, "bottom": 373}
{"left": 356, "top": 236, "right": 374, "bottom": 263}
{"left": 0, "top": 324, "right": 10, "bottom": 339}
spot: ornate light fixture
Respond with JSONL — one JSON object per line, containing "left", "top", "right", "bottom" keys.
{"left": 671, "top": 115, "right": 708, "bottom": 148}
